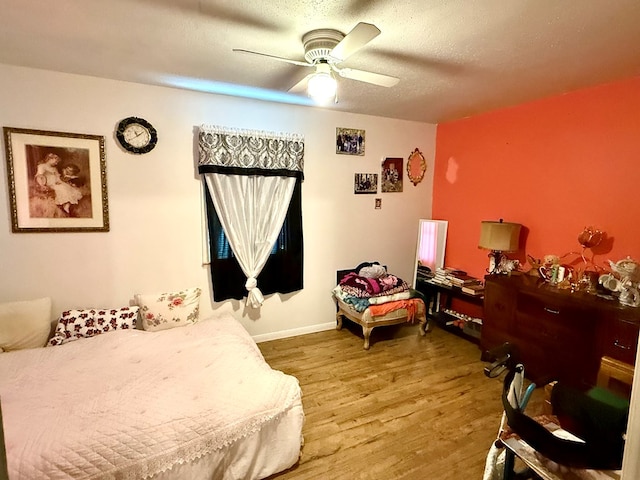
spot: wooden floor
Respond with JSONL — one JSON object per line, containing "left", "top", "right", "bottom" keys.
{"left": 259, "top": 321, "right": 543, "bottom": 480}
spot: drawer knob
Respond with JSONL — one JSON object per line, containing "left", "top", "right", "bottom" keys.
{"left": 543, "top": 307, "right": 560, "bottom": 315}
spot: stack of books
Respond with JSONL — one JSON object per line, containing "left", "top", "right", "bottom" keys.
{"left": 429, "top": 267, "right": 485, "bottom": 295}
{"left": 431, "top": 268, "right": 454, "bottom": 286}
{"left": 461, "top": 283, "right": 485, "bottom": 296}
{"left": 431, "top": 267, "right": 470, "bottom": 287}
{"left": 449, "top": 273, "right": 482, "bottom": 288}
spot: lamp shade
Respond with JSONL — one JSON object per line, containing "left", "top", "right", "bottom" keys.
{"left": 478, "top": 220, "right": 521, "bottom": 252}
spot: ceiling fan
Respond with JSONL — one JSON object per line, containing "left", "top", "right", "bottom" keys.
{"left": 233, "top": 22, "right": 399, "bottom": 103}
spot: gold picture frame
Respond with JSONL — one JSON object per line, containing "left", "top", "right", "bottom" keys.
{"left": 3, "top": 127, "right": 109, "bottom": 232}
{"left": 407, "top": 148, "right": 426, "bottom": 186}
{"left": 336, "top": 127, "right": 365, "bottom": 156}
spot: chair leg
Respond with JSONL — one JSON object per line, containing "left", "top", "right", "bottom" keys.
{"left": 363, "top": 326, "right": 373, "bottom": 350}
{"left": 418, "top": 317, "right": 427, "bottom": 336}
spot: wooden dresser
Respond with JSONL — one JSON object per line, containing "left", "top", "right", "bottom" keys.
{"left": 483, "top": 274, "right": 640, "bottom": 388}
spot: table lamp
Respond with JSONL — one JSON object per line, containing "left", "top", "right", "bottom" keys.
{"left": 478, "top": 219, "right": 522, "bottom": 274}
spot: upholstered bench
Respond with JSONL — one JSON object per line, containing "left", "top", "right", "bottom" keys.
{"left": 335, "top": 296, "right": 427, "bottom": 350}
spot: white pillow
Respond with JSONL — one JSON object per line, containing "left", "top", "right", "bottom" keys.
{"left": 0, "top": 297, "right": 52, "bottom": 351}
{"left": 358, "top": 264, "right": 387, "bottom": 278}
{"left": 135, "top": 287, "right": 202, "bottom": 332}
{"left": 48, "top": 306, "right": 139, "bottom": 347}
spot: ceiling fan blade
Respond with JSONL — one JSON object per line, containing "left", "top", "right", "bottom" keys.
{"left": 288, "top": 73, "right": 314, "bottom": 93}
{"left": 336, "top": 67, "right": 399, "bottom": 87}
{"left": 232, "top": 49, "right": 311, "bottom": 68}
{"left": 330, "top": 22, "right": 381, "bottom": 62}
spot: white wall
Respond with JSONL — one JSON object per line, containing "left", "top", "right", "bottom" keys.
{"left": 0, "top": 64, "right": 436, "bottom": 340}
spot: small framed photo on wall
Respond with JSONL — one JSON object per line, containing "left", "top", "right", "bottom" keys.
{"left": 336, "top": 127, "right": 365, "bottom": 156}
{"left": 3, "top": 127, "right": 109, "bottom": 232}
{"left": 381, "top": 157, "right": 403, "bottom": 192}
{"left": 354, "top": 173, "right": 378, "bottom": 194}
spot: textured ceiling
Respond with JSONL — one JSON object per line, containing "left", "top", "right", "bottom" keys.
{"left": 1, "top": 0, "right": 640, "bottom": 123}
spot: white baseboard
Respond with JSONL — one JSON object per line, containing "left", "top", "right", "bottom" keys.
{"left": 253, "top": 322, "right": 336, "bottom": 343}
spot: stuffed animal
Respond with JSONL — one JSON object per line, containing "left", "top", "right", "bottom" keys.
{"left": 528, "top": 254, "right": 562, "bottom": 280}
{"left": 499, "top": 257, "right": 520, "bottom": 273}
{"left": 543, "top": 254, "right": 561, "bottom": 267}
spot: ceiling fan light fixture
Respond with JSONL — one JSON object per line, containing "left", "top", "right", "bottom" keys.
{"left": 307, "top": 72, "right": 337, "bottom": 102}
{"left": 307, "top": 63, "right": 337, "bottom": 103}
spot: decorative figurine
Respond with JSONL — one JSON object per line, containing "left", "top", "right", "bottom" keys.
{"left": 600, "top": 256, "right": 640, "bottom": 307}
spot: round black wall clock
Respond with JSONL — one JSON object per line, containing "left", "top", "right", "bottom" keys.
{"left": 116, "top": 117, "right": 158, "bottom": 154}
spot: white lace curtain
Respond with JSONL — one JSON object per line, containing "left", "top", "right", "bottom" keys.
{"left": 198, "top": 125, "right": 304, "bottom": 308}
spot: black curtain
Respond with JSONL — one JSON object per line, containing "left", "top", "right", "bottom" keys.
{"left": 204, "top": 179, "right": 303, "bottom": 302}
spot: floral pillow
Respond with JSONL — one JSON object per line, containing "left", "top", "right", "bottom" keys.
{"left": 135, "top": 287, "right": 201, "bottom": 332}
{"left": 48, "top": 306, "right": 139, "bottom": 347}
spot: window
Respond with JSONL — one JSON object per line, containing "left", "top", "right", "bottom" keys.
{"left": 214, "top": 218, "right": 290, "bottom": 259}
{"left": 204, "top": 179, "right": 303, "bottom": 302}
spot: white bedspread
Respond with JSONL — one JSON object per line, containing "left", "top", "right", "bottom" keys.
{"left": 0, "top": 313, "right": 302, "bottom": 479}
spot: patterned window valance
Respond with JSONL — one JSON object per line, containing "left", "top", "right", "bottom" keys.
{"left": 198, "top": 125, "right": 304, "bottom": 179}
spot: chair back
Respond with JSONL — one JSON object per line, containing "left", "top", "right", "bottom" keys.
{"left": 596, "top": 356, "right": 634, "bottom": 400}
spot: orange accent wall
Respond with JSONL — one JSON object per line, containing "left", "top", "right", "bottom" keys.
{"left": 433, "top": 76, "right": 640, "bottom": 280}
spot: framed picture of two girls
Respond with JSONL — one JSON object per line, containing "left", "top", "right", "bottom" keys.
{"left": 4, "top": 127, "right": 109, "bottom": 232}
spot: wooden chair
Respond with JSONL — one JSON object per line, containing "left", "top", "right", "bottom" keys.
{"left": 596, "top": 356, "right": 634, "bottom": 398}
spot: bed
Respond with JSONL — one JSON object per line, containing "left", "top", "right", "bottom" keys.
{"left": 0, "top": 312, "right": 304, "bottom": 480}
{"left": 333, "top": 264, "right": 428, "bottom": 349}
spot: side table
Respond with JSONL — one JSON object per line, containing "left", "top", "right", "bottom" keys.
{"left": 415, "top": 279, "right": 484, "bottom": 342}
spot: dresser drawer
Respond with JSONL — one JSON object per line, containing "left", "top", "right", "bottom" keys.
{"left": 484, "top": 282, "right": 515, "bottom": 330}
{"left": 514, "top": 292, "right": 594, "bottom": 346}
{"left": 600, "top": 317, "right": 639, "bottom": 365}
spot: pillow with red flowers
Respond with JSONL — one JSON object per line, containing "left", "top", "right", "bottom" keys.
{"left": 48, "top": 306, "right": 139, "bottom": 347}
{"left": 135, "top": 287, "right": 201, "bottom": 332}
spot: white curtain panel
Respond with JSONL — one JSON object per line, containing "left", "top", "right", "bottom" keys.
{"left": 198, "top": 125, "right": 304, "bottom": 308}
{"left": 204, "top": 173, "right": 295, "bottom": 308}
